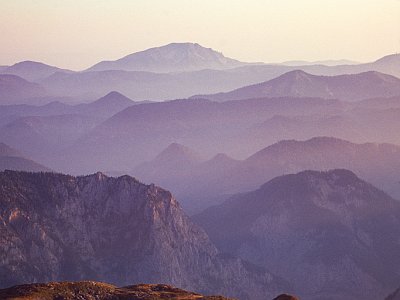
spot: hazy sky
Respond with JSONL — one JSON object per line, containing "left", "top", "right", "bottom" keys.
{"left": 1, "top": 0, "right": 399, "bottom": 70}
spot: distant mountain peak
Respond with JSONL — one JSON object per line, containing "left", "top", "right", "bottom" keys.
{"left": 155, "top": 142, "right": 202, "bottom": 163}
{"left": 105, "top": 90, "right": 126, "bottom": 98}
{"left": 86, "top": 42, "right": 246, "bottom": 73}
{"left": 91, "top": 91, "right": 133, "bottom": 106}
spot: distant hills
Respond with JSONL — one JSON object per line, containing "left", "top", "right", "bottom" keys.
{"left": 3, "top": 88, "right": 400, "bottom": 181}
{"left": 0, "top": 142, "right": 50, "bottom": 172}
{"left": 193, "top": 70, "right": 400, "bottom": 102}
{"left": 0, "top": 91, "right": 137, "bottom": 162}
{"left": 193, "top": 169, "right": 400, "bottom": 300}
{"left": 63, "top": 97, "right": 342, "bottom": 174}
{"left": 46, "top": 92, "right": 400, "bottom": 176}
{"left": 86, "top": 42, "right": 248, "bottom": 73}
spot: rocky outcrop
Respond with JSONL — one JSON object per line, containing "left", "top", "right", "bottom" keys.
{"left": 0, "top": 281, "right": 232, "bottom": 300}
{"left": 194, "top": 169, "right": 400, "bottom": 300}
{"left": 0, "top": 170, "right": 285, "bottom": 299}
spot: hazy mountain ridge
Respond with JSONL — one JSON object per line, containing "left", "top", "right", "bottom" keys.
{"left": 0, "top": 170, "right": 285, "bottom": 299}
{"left": 0, "top": 91, "right": 138, "bottom": 162}
{"left": 60, "top": 97, "right": 344, "bottom": 174}
{"left": 193, "top": 70, "right": 400, "bottom": 102}
{"left": 0, "top": 91, "right": 136, "bottom": 124}
{"left": 193, "top": 169, "right": 400, "bottom": 300}
{"left": 132, "top": 137, "right": 400, "bottom": 213}
{"left": 3, "top": 45, "right": 399, "bottom": 101}
{"left": 29, "top": 48, "right": 400, "bottom": 101}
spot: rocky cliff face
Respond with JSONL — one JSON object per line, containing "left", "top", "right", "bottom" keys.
{"left": 0, "top": 170, "right": 284, "bottom": 299}
{"left": 194, "top": 169, "right": 400, "bottom": 300}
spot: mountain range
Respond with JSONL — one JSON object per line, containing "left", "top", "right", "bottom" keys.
{"left": 2, "top": 85, "right": 400, "bottom": 181}
{"left": 0, "top": 91, "right": 138, "bottom": 161}
{"left": 57, "top": 96, "right": 343, "bottom": 174}
{"left": 36, "top": 89, "right": 400, "bottom": 176}
{"left": 193, "top": 169, "right": 400, "bottom": 300}
{"left": 38, "top": 55, "right": 400, "bottom": 101}
{"left": 133, "top": 137, "right": 400, "bottom": 213}
{"left": 2, "top": 44, "right": 400, "bottom": 102}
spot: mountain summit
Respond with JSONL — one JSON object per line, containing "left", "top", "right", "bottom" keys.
{"left": 86, "top": 43, "right": 246, "bottom": 73}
